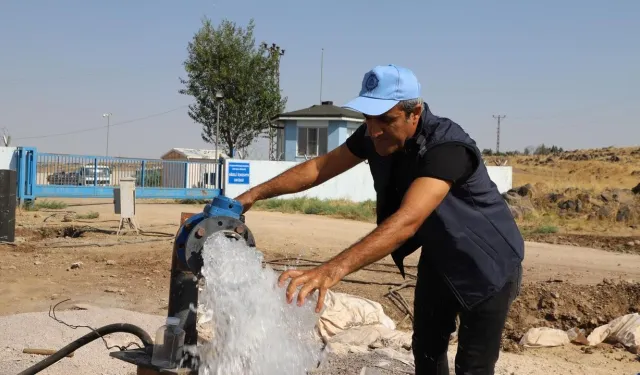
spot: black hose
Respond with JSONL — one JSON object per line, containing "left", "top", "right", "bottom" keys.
{"left": 17, "top": 323, "right": 153, "bottom": 375}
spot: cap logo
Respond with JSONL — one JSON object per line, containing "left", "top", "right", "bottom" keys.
{"left": 364, "top": 73, "right": 379, "bottom": 91}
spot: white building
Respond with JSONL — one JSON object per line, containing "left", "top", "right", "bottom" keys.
{"left": 160, "top": 148, "right": 228, "bottom": 189}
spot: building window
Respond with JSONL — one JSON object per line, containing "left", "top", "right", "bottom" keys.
{"left": 297, "top": 127, "right": 328, "bottom": 157}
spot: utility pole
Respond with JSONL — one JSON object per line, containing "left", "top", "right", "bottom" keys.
{"left": 320, "top": 48, "right": 324, "bottom": 103}
{"left": 103, "top": 113, "right": 112, "bottom": 156}
{"left": 261, "top": 42, "right": 285, "bottom": 161}
{"left": 215, "top": 92, "right": 223, "bottom": 158}
{"left": 493, "top": 114, "right": 505, "bottom": 154}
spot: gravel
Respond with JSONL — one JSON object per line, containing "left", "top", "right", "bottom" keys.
{"left": 0, "top": 305, "right": 634, "bottom": 375}
{"left": 309, "top": 347, "right": 629, "bottom": 375}
{"left": 310, "top": 352, "right": 414, "bottom": 375}
{"left": 0, "top": 304, "right": 164, "bottom": 375}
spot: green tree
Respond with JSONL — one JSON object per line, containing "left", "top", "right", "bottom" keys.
{"left": 533, "top": 144, "right": 564, "bottom": 155}
{"left": 135, "top": 169, "right": 162, "bottom": 187}
{"left": 523, "top": 146, "right": 534, "bottom": 155}
{"left": 179, "top": 18, "right": 286, "bottom": 156}
{"left": 482, "top": 148, "right": 493, "bottom": 156}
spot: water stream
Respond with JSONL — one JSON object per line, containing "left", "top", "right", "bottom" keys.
{"left": 196, "top": 232, "right": 323, "bottom": 375}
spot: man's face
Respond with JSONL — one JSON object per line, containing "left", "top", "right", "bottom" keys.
{"left": 364, "top": 103, "right": 422, "bottom": 156}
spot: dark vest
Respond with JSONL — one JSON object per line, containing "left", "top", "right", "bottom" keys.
{"left": 365, "top": 104, "right": 525, "bottom": 310}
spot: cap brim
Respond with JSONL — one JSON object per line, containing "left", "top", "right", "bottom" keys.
{"left": 342, "top": 96, "right": 399, "bottom": 116}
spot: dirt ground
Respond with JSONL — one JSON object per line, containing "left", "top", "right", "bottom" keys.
{"left": 2, "top": 198, "right": 640, "bottom": 374}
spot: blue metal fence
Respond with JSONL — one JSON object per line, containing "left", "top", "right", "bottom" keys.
{"left": 16, "top": 147, "right": 222, "bottom": 202}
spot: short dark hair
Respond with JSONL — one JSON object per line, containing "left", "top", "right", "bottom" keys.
{"left": 399, "top": 98, "right": 423, "bottom": 118}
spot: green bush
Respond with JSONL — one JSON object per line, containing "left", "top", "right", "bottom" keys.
{"left": 253, "top": 197, "right": 376, "bottom": 222}
{"left": 136, "top": 169, "right": 162, "bottom": 187}
{"left": 23, "top": 200, "right": 68, "bottom": 211}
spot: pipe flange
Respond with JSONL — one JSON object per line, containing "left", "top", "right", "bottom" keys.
{"left": 184, "top": 216, "right": 255, "bottom": 275}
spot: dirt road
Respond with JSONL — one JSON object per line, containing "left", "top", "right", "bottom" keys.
{"left": 65, "top": 198, "right": 640, "bottom": 284}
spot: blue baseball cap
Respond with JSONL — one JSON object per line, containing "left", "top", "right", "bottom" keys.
{"left": 342, "top": 64, "right": 421, "bottom": 116}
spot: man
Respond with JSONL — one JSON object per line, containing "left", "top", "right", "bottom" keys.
{"left": 235, "top": 64, "right": 524, "bottom": 375}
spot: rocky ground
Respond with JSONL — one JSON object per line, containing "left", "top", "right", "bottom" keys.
{"left": 505, "top": 183, "right": 640, "bottom": 226}
{"left": 503, "top": 182, "right": 640, "bottom": 254}
{"left": 506, "top": 146, "right": 640, "bottom": 222}
{"left": 518, "top": 146, "right": 640, "bottom": 164}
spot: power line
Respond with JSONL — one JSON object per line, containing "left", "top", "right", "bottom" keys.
{"left": 0, "top": 65, "right": 170, "bottom": 84}
{"left": 492, "top": 114, "right": 506, "bottom": 153}
{"left": 14, "top": 105, "right": 189, "bottom": 140}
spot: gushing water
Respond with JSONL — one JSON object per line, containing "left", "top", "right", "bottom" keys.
{"left": 196, "top": 232, "right": 323, "bottom": 375}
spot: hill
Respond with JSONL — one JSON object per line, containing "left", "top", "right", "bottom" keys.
{"left": 508, "top": 146, "right": 640, "bottom": 191}
{"left": 494, "top": 146, "right": 640, "bottom": 252}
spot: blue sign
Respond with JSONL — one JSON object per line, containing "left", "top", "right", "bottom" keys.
{"left": 228, "top": 162, "right": 250, "bottom": 184}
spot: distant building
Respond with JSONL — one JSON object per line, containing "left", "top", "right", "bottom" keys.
{"left": 160, "top": 148, "right": 228, "bottom": 162}
{"left": 160, "top": 148, "right": 228, "bottom": 189}
{"left": 272, "top": 101, "right": 364, "bottom": 162}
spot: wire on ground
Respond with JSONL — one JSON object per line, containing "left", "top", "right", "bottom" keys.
{"left": 48, "top": 299, "right": 142, "bottom": 352}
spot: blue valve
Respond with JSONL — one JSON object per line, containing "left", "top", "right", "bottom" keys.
{"left": 203, "top": 195, "right": 243, "bottom": 219}
{"left": 174, "top": 195, "right": 246, "bottom": 269}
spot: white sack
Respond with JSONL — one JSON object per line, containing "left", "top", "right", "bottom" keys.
{"left": 326, "top": 324, "right": 412, "bottom": 350}
{"left": 317, "top": 290, "right": 396, "bottom": 340}
{"left": 587, "top": 313, "right": 640, "bottom": 351}
{"left": 519, "top": 327, "right": 570, "bottom": 347}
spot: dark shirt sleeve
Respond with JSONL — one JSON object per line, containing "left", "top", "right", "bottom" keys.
{"left": 416, "top": 144, "right": 478, "bottom": 184}
{"left": 345, "top": 124, "right": 368, "bottom": 159}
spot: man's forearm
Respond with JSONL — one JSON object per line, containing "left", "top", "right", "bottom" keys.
{"left": 323, "top": 177, "right": 450, "bottom": 279}
{"left": 323, "top": 210, "right": 420, "bottom": 279}
{"left": 246, "top": 159, "right": 323, "bottom": 201}
{"left": 243, "top": 144, "right": 363, "bottom": 202}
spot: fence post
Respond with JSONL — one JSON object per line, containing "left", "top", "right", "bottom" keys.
{"left": 141, "top": 160, "right": 146, "bottom": 187}
{"left": 93, "top": 158, "right": 98, "bottom": 186}
{"left": 17, "top": 148, "right": 26, "bottom": 204}
{"left": 183, "top": 162, "right": 189, "bottom": 189}
{"left": 16, "top": 147, "right": 37, "bottom": 204}
{"left": 218, "top": 158, "right": 225, "bottom": 195}
{"left": 28, "top": 148, "right": 36, "bottom": 199}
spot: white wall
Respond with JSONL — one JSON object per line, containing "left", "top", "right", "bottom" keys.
{"left": 223, "top": 159, "right": 513, "bottom": 201}
{"left": 0, "top": 147, "right": 17, "bottom": 170}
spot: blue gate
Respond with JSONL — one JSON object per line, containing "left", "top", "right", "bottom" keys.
{"left": 16, "top": 147, "right": 223, "bottom": 202}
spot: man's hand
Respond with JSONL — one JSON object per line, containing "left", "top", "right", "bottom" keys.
{"left": 278, "top": 264, "right": 344, "bottom": 313}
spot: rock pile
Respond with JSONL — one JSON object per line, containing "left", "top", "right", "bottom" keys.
{"left": 503, "top": 182, "right": 640, "bottom": 225}
{"left": 514, "top": 147, "right": 640, "bottom": 166}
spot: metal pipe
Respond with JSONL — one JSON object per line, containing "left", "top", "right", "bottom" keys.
{"left": 167, "top": 245, "right": 200, "bottom": 346}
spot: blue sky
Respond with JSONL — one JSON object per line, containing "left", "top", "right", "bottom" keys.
{"left": 0, "top": 0, "right": 638, "bottom": 158}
